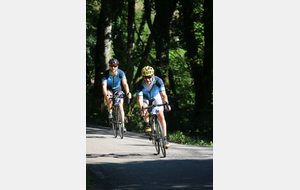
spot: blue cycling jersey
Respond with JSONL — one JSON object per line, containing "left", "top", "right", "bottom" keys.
{"left": 102, "top": 69, "right": 126, "bottom": 90}
{"left": 136, "top": 76, "right": 165, "bottom": 100}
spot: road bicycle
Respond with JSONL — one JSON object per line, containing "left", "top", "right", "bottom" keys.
{"left": 108, "top": 91, "right": 130, "bottom": 139}
{"left": 142, "top": 100, "right": 169, "bottom": 157}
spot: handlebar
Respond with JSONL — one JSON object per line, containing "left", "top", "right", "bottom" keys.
{"left": 107, "top": 91, "right": 131, "bottom": 104}
{"left": 108, "top": 91, "right": 124, "bottom": 99}
{"left": 142, "top": 101, "right": 169, "bottom": 111}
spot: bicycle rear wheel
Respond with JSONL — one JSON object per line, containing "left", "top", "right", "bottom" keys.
{"left": 156, "top": 119, "right": 166, "bottom": 157}
{"left": 116, "top": 106, "right": 124, "bottom": 139}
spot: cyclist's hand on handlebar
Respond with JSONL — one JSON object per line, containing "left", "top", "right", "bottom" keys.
{"left": 126, "top": 92, "right": 132, "bottom": 99}
{"left": 104, "top": 94, "right": 109, "bottom": 101}
{"left": 164, "top": 105, "right": 171, "bottom": 112}
{"left": 140, "top": 110, "right": 146, "bottom": 117}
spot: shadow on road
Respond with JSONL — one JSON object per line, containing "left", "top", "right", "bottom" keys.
{"left": 86, "top": 152, "right": 160, "bottom": 159}
{"left": 86, "top": 121, "right": 154, "bottom": 141}
{"left": 87, "top": 159, "right": 213, "bottom": 190}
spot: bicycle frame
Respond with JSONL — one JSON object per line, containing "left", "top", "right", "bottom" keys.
{"left": 108, "top": 91, "right": 126, "bottom": 139}
{"left": 142, "top": 101, "right": 168, "bottom": 157}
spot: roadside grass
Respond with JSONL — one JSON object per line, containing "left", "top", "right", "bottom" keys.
{"left": 168, "top": 131, "right": 213, "bottom": 146}
{"left": 127, "top": 124, "right": 213, "bottom": 146}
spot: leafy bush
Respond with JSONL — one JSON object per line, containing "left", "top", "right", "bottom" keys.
{"left": 168, "top": 130, "right": 213, "bottom": 146}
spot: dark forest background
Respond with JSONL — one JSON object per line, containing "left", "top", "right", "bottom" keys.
{"left": 86, "top": 0, "right": 213, "bottom": 144}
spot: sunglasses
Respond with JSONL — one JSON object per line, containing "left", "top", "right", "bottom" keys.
{"left": 143, "top": 75, "right": 153, "bottom": 79}
{"left": 109, "top": 65, "right": 118, "bottom": 68}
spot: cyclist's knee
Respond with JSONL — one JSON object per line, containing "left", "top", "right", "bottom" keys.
{"left": 157, "top": 111, "right": 165, "bottom": 120}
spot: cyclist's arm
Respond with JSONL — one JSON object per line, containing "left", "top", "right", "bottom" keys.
{"left": 137, "top": 95, "right": 146, "bottom": 116}
{"left": 156, "top": 77, "right": 168, "bottom": 104}
{"left": 137, "top": 95, "right": 144, "bottom": 110}
{"left": 159, "top": 90, "right": 168, "bottom": 104}
{"left": 160, "top": 90, "right": 171, "bottom": 111}
{"left": 136, "top": 79, "right": 145, "bottom": 115}
{"left": 102, "top": 81, "right": 108, "bottom": 100}
{"left": 121, "top": 78, "right": 131, "bottom": 98}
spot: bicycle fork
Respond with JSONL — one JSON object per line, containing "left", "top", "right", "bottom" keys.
{"left": 149, "top": 116, "right": 159, "bottom": 143}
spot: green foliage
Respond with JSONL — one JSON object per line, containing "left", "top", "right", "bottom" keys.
{"left": 112, "top": 13, "right": 128, "bottom": 65}
{"left": 86, "top": 0, "right": 99, "bottom": 84}
{"left": 86, "top": 83, "right": 109, "bottom": 124}
{"left": 168, "top": 131, "right": 213, "bottom": 146}
{"left": 124, "top": 99, "right": 146, "bottom": 133}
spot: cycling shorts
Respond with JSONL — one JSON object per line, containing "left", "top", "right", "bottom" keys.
{"left": 143, "top": 93, "right": 163, "bottom": 111}
{"left": 107, "top": 87, "right": 123, "bottom": 99}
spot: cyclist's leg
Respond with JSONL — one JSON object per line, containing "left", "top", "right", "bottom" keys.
{"left": 140, "top": 97, "right": 151, "bottom": 132}
{"left": 119, "top": 99, "right": 124, "bottom": 119}
{"left": 157, "top": 111, "right": 167, "bottom": 137}
{"left": 106, "top": 89, "right": 113, "bottom": 111}
{"left": 142, "top": 97, "right": 150, "bottom": 123}
{"left": 106, "top": 89, "right": 113, "bottom": 118}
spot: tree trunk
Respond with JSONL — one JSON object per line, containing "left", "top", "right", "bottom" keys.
{"left": 94, "top": 0, "right": 112, "bottom": 102}
{"left": 182, "top": 0, "right": 208, "bottom": 114}
{"left": 167, "top": 67, "right": 180, "bottom": 131}
{"left": 136, "top": 11, "right": 147, "bottom": 51}
{"left": 126, "top": 0, "right": 135, "bottom": 87}
{"left": 133, "top": 34, "right": 154, "bottom": 84}
{"left": 145, "top": 0, "right": 178, "bottom": 78}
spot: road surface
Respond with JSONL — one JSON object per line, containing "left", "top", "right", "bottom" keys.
{"left": 86, "top": 122, "right": 213, "bottom": 190}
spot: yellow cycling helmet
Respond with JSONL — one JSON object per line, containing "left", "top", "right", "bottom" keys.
{"left": 141, "top": 66, "right": 154, "bottom": 76}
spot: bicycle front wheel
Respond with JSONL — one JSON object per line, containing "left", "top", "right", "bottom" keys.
{"left": 112, "top": 108, "right": 117, "bottom": 138}
{"left": 117, "top": 106, "right": 124, "bottom": 139}
{"left": 153, "top": 121, "right": 160, "bottom": 154}
{"left": 156, "top": 119, "right": 166, "bottom": 157}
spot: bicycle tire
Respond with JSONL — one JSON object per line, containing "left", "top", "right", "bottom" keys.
{"left": 112, "top": 107, "right": 117, "bottom": 138}
{"left": 156, "top": 119, "right": 166, "bottom": 157}
{"left": 153, "top": 121, "right": 160, "bottom": 154}
{"left": 117, "top": 106, "right": 124, "bottom": 139}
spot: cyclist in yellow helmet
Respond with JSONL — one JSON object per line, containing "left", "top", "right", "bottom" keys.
{"left": 136, "top": 66, "right": 172, "bottom": 148}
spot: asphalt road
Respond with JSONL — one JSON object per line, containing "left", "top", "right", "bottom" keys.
{"left": 86, "top": 122, "right": 213, "bottom": 190}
